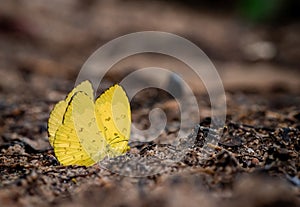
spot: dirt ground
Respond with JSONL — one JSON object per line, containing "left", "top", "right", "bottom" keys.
{"left": 0, "top": 1, "right": 300, "bottom": 207}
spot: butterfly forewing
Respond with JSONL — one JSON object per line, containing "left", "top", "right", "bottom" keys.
{"left": 48, "top": 80, "right": 94, "bottom": 147}
{"left": 95, "top": 85, "right": 131, "bottom": 155}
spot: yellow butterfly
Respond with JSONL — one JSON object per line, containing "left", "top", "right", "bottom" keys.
{"left": 48, "top": 80, "right": 131, "bottom": 166}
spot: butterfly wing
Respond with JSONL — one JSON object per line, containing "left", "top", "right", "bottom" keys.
{"left": 48, "top": 81, "right": 94, "bottom": 146}
{"left": 48, "top": 100, "right": 66, "bottom": 147}
{"left": 95, "top": 84, "right": 131, "bottom": 155}
{"left": 54, "top": 91, "right": 108, "bottom": 166}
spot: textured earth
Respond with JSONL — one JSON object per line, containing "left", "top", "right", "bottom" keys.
{"left": 0, "top": 1, "right": 300, "bottom": 207}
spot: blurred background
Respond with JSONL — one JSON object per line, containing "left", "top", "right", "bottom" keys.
{"left": 0, "top": 2, "right": 300, "bottom": 206}
{"left": 0, "top": 0, "right": 299, "bottom": 99}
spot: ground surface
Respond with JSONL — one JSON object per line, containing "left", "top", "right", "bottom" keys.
{"left": 0, "top": 1, "right": 300, "bottom": 207}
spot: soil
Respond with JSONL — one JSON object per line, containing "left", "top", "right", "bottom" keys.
{"left": 0, "top": 1, "right": 299, "bottom": 207}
